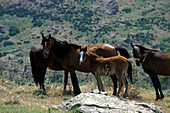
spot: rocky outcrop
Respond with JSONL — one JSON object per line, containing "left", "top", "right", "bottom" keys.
{"left": 52, "top": 92, "right": 162, "bottom": 113}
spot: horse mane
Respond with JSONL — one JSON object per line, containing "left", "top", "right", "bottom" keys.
{"left": 69, "top": 43, "right": 83, "bottom": 48}
{"left": 87, "top": 51, "right": 102, "bottom": 58}
{"left": 135, "top": 44, "right": 160, "bottom": 54}
{"left": 115, "top": 46, "right": 130, "bottom": 58}
{"left": 51, "top": 37, "right": 82, "bottom": 58}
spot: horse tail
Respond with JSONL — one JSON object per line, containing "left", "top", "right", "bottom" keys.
{"left": 115, "top": 46, "right": 130, "bottom": 58}
{"left": 115, "top": 46, "right": 132, "bottom": 83}
{"left": 29, "top": 48, "right": 39, "bottom": 86}
{"left": 127, "top": 61, "right": 132, "bottom": 83}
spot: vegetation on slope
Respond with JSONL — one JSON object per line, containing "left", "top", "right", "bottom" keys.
{"left": 0, "top": 0, "right": 169, "bottom": 91}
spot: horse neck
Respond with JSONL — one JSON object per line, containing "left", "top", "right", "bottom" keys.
{"left": 139, "top": 47, "right": 160, "bottom": 64}
{"left": 85, "top": 52, "right": 101, "bottom": 64}
{"left": 51, "top": 41, "right": 70, "bottom": 59}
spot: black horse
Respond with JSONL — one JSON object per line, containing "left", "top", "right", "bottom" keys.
{"left": 131, "top": 43, "right": 170, "bottom": 100}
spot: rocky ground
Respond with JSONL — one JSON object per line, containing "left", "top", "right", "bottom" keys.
{"left": 53, "top": 91, "right": 162, "bottom": 113}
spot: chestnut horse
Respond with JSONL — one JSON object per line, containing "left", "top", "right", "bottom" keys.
{"left": 131, "top": 43, "right": 170, "bottom": 100}
{"left": 79, "top": 47, "right": 130, "bottom": 97}
{"left": 30, "top": 35, "right": 132, "bottom": 95}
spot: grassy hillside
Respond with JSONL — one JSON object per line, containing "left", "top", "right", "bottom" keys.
{"left": 0, "top": 0, "right": 169, "bottom": 90}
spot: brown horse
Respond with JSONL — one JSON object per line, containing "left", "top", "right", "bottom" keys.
{"left": 40, "top": 34, "right": 132, "bottom": 95}
{"left": 79, "top": 47, "right": 130, "bottom": 97}
{"left": 131, "top": 43, "right": 170, "bottom": 100}
{"left": 30, "top": 40, "right": 81, "bottom": 95}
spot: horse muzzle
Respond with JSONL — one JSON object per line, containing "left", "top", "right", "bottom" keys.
{"left": 79, "top": 60, "right": 83, "bottom": 65}
{"left": 79, "top": 51, "right": 84, "bottom": 65}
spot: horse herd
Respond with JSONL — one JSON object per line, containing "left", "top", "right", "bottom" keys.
{"left": 29, "top": 34, "right": 170, "bottom": 100}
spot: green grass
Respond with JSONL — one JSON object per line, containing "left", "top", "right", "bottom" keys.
{"left": 0, "top": 105, "right": 49, "bottom": 113}
{"left": 0, "top": 104, "right": 81, "bottom": 113}
{"left": 0, "top": 104, "right": 80, "bottom": 113}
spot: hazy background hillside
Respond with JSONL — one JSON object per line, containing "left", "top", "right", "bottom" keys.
{"left": 0, "top": 0, "right": 169, "bottom": 87}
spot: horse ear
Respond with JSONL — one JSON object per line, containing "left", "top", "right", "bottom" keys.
{"left": 85, "top": 47, "right": 87, "bottom": 52}
{"left": 80, "top": 46, "right": 87, "bottom": 52}
{"left": 49, "top": 34, "right": 51, "bottom": 38}
{"left": 130, "top": 43, "right": 134, "bottom": 47}
{"left": 42, "top": 33, "right": 45, "bottom": 39}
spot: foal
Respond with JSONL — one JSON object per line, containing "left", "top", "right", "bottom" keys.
{"left": 79, "top": 47, "right": 130, "bottom": 97}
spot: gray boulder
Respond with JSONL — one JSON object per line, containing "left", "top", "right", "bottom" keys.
{"left": 52, "top": 93, "right": 162, "bottom": 113}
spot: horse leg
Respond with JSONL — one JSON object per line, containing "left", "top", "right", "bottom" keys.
{"left": 123, "top": 73, "right": 128, "bottom": 97}
{"left": 35, "top": 64, "right": 47, "bottom": 91}
{"left": 155, "top": 75, "right": 164, "bottom": 99}
{"left": 117, "top": 74, "right": 123, "bottom": 97}
{"left": 63, "top": 70, "right": 69, "bottom": 93}
{"left": 149, "top": 73, "right": 160, "bottom": 100}
{"left": 40, "top": 83, "right": 45, "bottom": 91}
{"left": 95, "top": 76, "right": 105, "bottom": 92}
{"left": 110, "top": 75, "right": 117, "bottom": 96}
{"left": 39, "top": 69, "right": 46, "bottom": 91}
{"left": 70, "top": 71, "right": 81, "bottom": 95}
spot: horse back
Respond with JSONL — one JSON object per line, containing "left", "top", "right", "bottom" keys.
{"left": 143, "top": 51, "right": 170, "bottom": 76}
{"left": 87, "top": 43, "right": 117, "bottom": 57}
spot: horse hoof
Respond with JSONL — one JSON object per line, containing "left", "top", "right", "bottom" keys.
{"left": 116, "top": 95, "right": 120, "bottom": 97}
{"left": 123, "top": 95, "right": 127, "bottom": 98}
{"left": 113, "top": 93, "right": 116, "bottom": 96}
{"left": 161, "top": 95, "right": 164, "bottom": 100}
{"left": 74, "top": 91, "right": 81, "bottom": 96}
{"left": 155, "top": 97, "right": 159, "bottom": 100}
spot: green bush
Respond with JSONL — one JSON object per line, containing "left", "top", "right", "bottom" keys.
{"left": 32, "top": 88, "right": 47, "bottom": 96}
{"left": 38, "top": 95, "right": 47, "bottom": 99}
{"left": 5, "top": 99, "right": 13, "bottom": 105}
{"left": 122, "top": 7, "right": 131, "bottom": 13}
{"left": 3, "top": 41, "right": 15, "bottom": 47}
{"left": 9, "top": 26, "right": 20, "bottom": 36}
{"left": 0, "top": 52, "right": 3, "bottom": 57}
{"left": 0, "top": 36, "right": 10, "bottom": 42}
{"left": 62, "top": 96, "right": 69, "bottom": 100}
{"left": 5, "top": 98, "right": 20, "bottom": 105}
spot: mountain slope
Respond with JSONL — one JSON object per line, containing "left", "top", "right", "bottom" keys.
{"left": 0, "top": 0, "right": 169, "bottom": 84}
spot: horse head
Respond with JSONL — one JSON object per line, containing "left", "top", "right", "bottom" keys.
{"left": 79, "top": 46, "right": 102, "bottom": 65}
{"left": 41, "top": 34, "right": 53, "bottom": 58}
{"left": 79, "top": 46, "right": 87, "bottom": 65}
{"left": 130, "top": 43, "right": 142, "bottom": 66}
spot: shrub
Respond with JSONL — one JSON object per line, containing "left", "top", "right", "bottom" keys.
{"left": 13, "top": 98, "right": 20, "bottom": 104}
{"left": 122, "top": 7, "right": 131, "bottom": 13}
{"left": 38, "top": 95, "right": 47, "bottom": 99}
{"left": 3, "top": 41, "right": 15, "bottom": 47}
{"left": 62, "top": 96, "right": 69, "bottom": 100}
{"left": 15, "top": 90, "right": 25, "bottom": 94}
{"left": 5, "top": 98, "right": 20, "bottom": 105}
{"left": 71, "top": 107, "right": 81, "bottom": 113}
{"left": 32, "top": 88, "right": 47, "bottom": 96}
{"left": 5, "top": 99, "right": 13, "bottom": 105}
{"left": 9, "top": 26, "right": 20, "bottom": 36}
{"left": 0, "top": 52, "right": 3, "bottom": 57}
